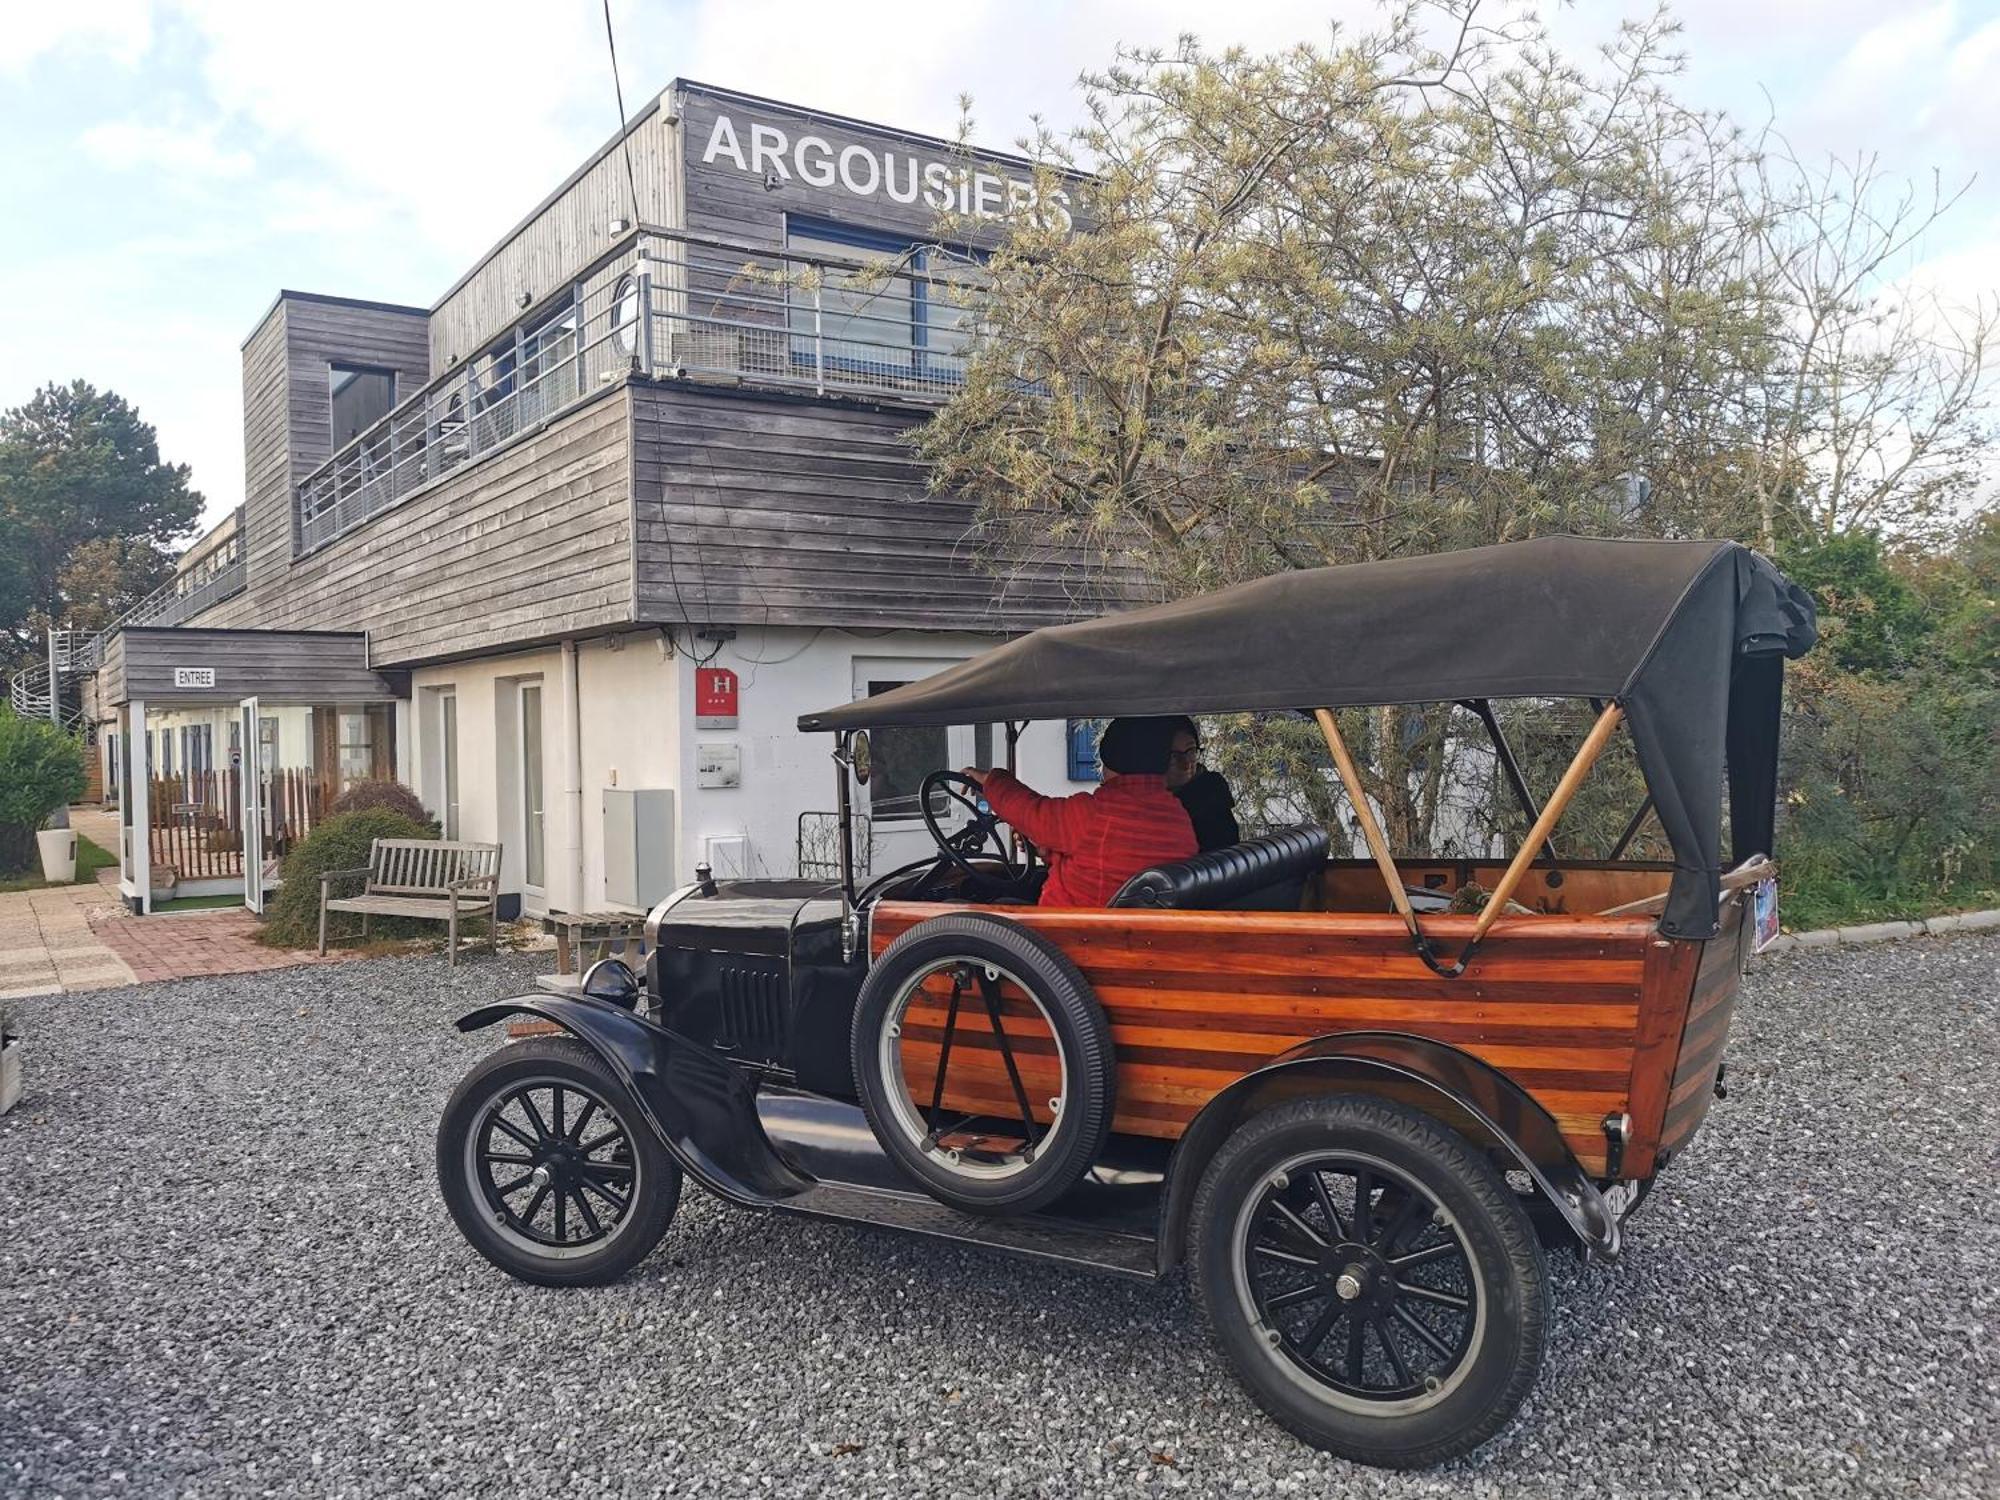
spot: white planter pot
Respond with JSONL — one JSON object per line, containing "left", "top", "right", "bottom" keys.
{"left": 0, "top": 1035, "right": 20, "bottom": 1118}
{"left": 36, "top": 827, "right": 77, "bottom": 884}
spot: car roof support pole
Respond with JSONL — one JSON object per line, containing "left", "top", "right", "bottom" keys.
{"left": 1607, "top": 793, "right": 1655, "bottom": 860}
{"left": 1466, "top": 703, "right": 1626, "bottom": 951}
{"left": 833, "top": 730, "right": 858, "bottom": 907}
{"left": 1313, "top": 709, "right": 1448, "bottom": 973}
{"left": 1460, "top": 698, "right": 1558, "bottom": 866}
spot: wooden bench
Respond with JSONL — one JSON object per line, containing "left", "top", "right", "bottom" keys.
{"left": 318, "top": 838, "right": 503, "bottom": 967}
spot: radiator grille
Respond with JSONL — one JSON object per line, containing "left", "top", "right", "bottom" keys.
{"left": 715, "top": 961, "right": 788, "bottom": 1053}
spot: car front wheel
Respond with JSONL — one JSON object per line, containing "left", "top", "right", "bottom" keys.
{"left": 1189, "top": 1093, "right": 1548, "bottom": 1469}
{"left": 437, "top": 1036, "right": 681, "bottom": 1286}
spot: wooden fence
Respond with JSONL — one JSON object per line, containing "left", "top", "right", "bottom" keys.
{"left": 147, "top": 769, "right": 332, "bottom": 884}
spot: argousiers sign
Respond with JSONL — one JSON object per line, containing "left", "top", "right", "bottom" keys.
{"left": 700, "top": 113, "right": 1072, "bottom": 229}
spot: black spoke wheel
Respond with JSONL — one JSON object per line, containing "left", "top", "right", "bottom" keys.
{"left": 1190, "top": 1094, "right": 1547, "bottom": 1469}
{"left": 1240, "top": 1154, "right": 1479, "bottom": 1403}
{"left": 438, "top": 1037, "right": 681, "bottom": 1287}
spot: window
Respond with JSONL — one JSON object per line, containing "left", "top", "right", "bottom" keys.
{"left": 785, "top": 217, "right": 982, "bottom": 385}
{"left": 521, "top": 302, "right": 581, "bottom": 414}
{"left": 330, "top": 364, "right": 396, "bottom": 448}
{"left": 611, "top": 274, "right": 641, "bottom": 355}
{"left": 337, "top": 711, "right": 373, "bottom": 788}
{"left": 864, "top": 683, "right": 949, "bottom": 824}
{"left": 520, "top": 683, "right": 545, "bottom": 889}
{"left": 182, "top": 724, "right": 213, "bottom": 781}
{"left": 1067, "top": 718, "right": 1106, "bottom": 783}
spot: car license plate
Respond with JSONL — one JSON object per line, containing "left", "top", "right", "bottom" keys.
{"left": 1603, "top": 1181, "right": 1644, "bottom": 1222}
{"left": 1751, "top": 876, "right": 1780, "bottom": 953}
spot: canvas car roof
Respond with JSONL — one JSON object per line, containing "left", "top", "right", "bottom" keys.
{"left": 800, "top": 535, "right": 1818, "bottom": 940}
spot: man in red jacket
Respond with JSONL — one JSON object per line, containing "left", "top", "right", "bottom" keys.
{"left": 961, "top": 717, "right": 1197, "bottom": 907}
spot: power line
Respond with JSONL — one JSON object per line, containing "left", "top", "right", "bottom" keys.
{"left": 602, "top": 0, "right": 643, "bottom": 225}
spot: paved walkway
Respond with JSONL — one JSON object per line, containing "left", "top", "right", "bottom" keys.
{"left": 0, "top": 806, "right": 363, "bottom": 997}
{"left": 90, "top": 907, "right": 365, "bottom": 984}
{"left": 0, "top": 883, "right": 136, "bottom": 998}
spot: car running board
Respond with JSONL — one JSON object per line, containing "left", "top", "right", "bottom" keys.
{"left": 759, "top": 1180, "right": 1161, "bottom": 1281}
{"left": 752, "top": 1086, "right": 1164, "bottom": 1281}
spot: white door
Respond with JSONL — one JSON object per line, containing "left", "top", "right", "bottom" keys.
{"left": 239, "top": 697, "right": 264, "bottom": 913}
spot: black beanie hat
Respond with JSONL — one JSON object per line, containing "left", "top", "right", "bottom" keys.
{"left": 1097, "top": 716, "right": 1178, "bottom": 776}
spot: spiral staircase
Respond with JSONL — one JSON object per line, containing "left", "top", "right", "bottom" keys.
{"left": 7, "top": 631, "right": 100, "bottom": 732}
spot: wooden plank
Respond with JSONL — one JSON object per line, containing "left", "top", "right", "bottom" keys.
{"left": 871, "top": 901, "right": 1653, "bottom": 1172}
{"left": 1622, "top": 935, "right": 1702, "bottom": 1177}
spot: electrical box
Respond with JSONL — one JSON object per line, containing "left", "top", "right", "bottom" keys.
{"left": 604, "top": 788, "right": 675, "bottom": 908}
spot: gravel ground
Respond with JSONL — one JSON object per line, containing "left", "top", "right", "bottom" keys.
{"left": 1, "top": 934, "right": 1995, "bottom": 1499}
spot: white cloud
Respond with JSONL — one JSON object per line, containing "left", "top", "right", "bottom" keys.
{"left": 0, "top": 0, "right": 155, "bottom": 72}
{"left": 10, "top": 0, "right": 2000, "bottom": 531}
{"left": 167, "top": 0, "right": 632, "bottom": 262}
{"left": 80, "top": 118, "right": 253, "bottom": 178}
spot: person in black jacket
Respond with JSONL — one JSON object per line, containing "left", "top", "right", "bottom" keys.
{"left": 1165, "top": 716, "right": 1240, "bottom": 851}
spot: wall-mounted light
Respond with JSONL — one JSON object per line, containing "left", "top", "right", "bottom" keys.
{"left": 515, "top": 289, "right": 532, "bottom": 309}
{"left": 609, "top": 216, "right": 632, "bottom": 235}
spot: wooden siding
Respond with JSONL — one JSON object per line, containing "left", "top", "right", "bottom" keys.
{"left": 227, "top": 294, "right": 431, "bottom": 617}
{"left": 870, "top": 905, "right": 1669, "bottom": 1175}
{"left": 630, "top": 380, "right": 1146, "bottom": 630}
{"left": 428, "top": 105, "right": 679, "bottom": 370}
{"left": 238, "top": 301, "right": 293, "bottom": 609}
{"left": 197, "top": 388, "right": 635, "bottom": 665}
{"left": 99, "top": 628, "right": 396, "bottom": 706}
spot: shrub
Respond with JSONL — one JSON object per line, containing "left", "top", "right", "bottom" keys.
{"left": 0, "top": 709, "right": 88, "bottom": 873}
{"left": 329, "top": 778, "right": 437, "bottom": 831}
{"left": 257, "top": 807, "right": 438, "bottom": 949}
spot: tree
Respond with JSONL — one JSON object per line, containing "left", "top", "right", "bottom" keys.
{"left": 56, "top": 535, "right": 179, "bottom": 634}
{"left": 917, "top": 1, "right": 1997, "bottom": 852}
{"left": 0, "top": 380, "right": 201, "bottom": 663}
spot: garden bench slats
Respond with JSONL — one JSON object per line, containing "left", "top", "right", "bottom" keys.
{"left": 318, "top": 838, "right": 502, "bottom": 966}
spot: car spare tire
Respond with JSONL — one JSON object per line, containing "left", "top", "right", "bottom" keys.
{"left": 850, "top": 912, "right": 1115, "bottom": 1216}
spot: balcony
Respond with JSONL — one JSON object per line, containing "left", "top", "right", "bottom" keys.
{"left": 294, "top": 226, "right": 983, "bottom": 556}
{"left": 69, "top": 508, "right": 248, "bottom": 660}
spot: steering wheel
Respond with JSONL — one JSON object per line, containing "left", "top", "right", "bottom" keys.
{"left": 918, "top": 770, "right": 1036, "bottom": 899}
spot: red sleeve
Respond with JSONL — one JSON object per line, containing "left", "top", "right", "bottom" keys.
{"left": 979, "top": 770, "right": 1092, "bottom": 853}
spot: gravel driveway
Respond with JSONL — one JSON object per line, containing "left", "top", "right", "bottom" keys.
{"left": 2, "top": 934, "right": 1995, "bottom": 1498}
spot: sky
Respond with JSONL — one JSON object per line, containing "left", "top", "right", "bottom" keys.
{"left": 1, "top": 0, "right": 1995, "bottom": 536}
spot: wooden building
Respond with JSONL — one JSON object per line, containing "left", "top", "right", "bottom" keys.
{"left": 88, "top": 81, "right": 1130, "bottom": 917}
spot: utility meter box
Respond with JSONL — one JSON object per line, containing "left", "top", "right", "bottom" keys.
{"left": 604, "top": 788, "right": 676, "bottom": 908}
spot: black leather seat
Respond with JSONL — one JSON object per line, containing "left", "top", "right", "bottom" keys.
{"left": 1109, "top": 825, "right": 1330, "bottom": 911}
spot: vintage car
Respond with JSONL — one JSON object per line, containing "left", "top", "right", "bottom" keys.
{"left": 435, "top": 536, "right": 1816, "bottom": 1468}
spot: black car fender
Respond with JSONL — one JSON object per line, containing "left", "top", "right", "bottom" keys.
{"left": 456, "top": 995, "right": 812, "bottom": 1206}
{"left": 1156, "top": 1030, "right": 1619, "bottom": 1270}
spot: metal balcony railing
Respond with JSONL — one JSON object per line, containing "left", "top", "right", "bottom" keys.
{"left": 93, "top": 506, "right": 249, "bottom": 638}
{"left": 294, "top": 225, "right": 987, "bottom": 556}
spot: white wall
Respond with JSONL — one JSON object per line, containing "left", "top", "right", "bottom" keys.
{"left": 663, "top": 625, "right": 1074, "bottom": 886}
{"left": 409, "top": 625, "right": 1082, "bottom": 916}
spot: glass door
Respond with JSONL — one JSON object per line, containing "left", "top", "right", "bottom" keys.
{"left": 519, "top": 682, "right": 546, "bottom": 900}
{"left": 240, "top": 697, "right": 264, "bottom": 913}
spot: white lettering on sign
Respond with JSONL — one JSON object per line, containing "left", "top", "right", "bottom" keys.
{"left": 172, "top": 667, "right": 215, "bottom": 689}
{"left": 701, "top": 113, "right": 1071, "bottom": 229}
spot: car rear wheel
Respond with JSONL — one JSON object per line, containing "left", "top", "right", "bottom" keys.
{"left": 1189, "top": 1093, "right": 1548, "bottom": 1469}
{"left": 437, "top": 1036, "right": 681, "bottom": 1286}
{"left": 850, "top": 913, "right": 1115, "bottom": 1216}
